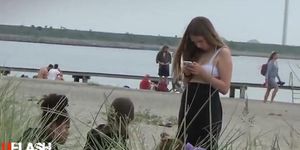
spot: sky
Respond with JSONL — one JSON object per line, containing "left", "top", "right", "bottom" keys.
{"left": 0, "top": 0, "right": 299, "bottom": 46}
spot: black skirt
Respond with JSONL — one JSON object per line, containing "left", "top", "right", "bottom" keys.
{"left": 177, "top": 83, "right": 222, "bottom": 150}
{"left": 158, "top": 65, "right": 169, "bottom": 77}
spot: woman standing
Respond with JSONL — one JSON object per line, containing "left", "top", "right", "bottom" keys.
{"left": 172, "top": 17, "right": 232, "bottom": 149}
{"left": 264, "top": 51, "right": 282, "bottom": 103}
{"left": 156, "top": 45, "right": 172, "bottom": 80}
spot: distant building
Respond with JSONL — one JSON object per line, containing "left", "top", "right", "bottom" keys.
{"left": 248, "top": 39, "right": 260, "bottom": 43}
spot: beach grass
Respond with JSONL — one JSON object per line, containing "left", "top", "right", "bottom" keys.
{"left": 1, "top": 79, "right": 300, "bottom": 150}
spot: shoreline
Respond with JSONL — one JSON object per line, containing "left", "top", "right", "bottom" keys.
{"left": 1, "top": 33, "right": 300, "bottom": 60}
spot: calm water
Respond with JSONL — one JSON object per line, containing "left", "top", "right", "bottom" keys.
{"left": 1, "top": 41, "right": 300, "bottom": 103}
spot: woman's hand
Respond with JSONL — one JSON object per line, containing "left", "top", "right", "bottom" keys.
{"left": 159, "top": 62, "right": 168, "bottom": 65}
{"left": 264, "top": 79, "right": 268, "bottom": 88}
{"left": 183, "top": 65, "right": 192, "bottom": 77}
{"left": 186, "top": 62, "right": 211, "bottom": 82}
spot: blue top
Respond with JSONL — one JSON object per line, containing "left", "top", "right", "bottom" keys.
{"left": 265, "top": 60, "right": 281, "bottom": 81}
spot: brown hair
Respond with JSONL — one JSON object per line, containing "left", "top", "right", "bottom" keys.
{"left": 108, "top": 97, "right": 134, "bottom": 124}
{"left": 268, "top": 51, "right": 278, "bottom": 62}
{"left": 172, "top": 16, "right": 225, "bottom": 80}
{"left": 39, "top": 94, "right": 69, "bottom": 127}
{"left": 161, "top": 45, "right": 169, "bottom": 51}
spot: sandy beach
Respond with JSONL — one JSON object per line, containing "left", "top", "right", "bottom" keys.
{"left": 1, "top": 76, "right": 300, "bottom": 149}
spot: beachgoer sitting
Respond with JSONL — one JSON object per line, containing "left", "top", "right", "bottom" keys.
{"left": 84, "top": 97, "right": 134, "bottom": 150}
{"left": 0, "top": 70, "right": 10, "bottom": 76}
{"left": 123, "top": 85, "right": 130, "bottom": 88}
{"left": 20, "top": 74, "right": 29, "bottom": 78}
{"left": 20, "top": 94, "right": 70, "bottom": 150}
{"left": 48, "top": 64, "right": 63, "bottom": 80}
{"left": 140, "top": 74, "right": 151, "bottom": 90}
{"left": 157, "top": 78, "right": 169, "bottom": 92}
{"left": 37, "top": 64, "right": 53, "bottom": 79}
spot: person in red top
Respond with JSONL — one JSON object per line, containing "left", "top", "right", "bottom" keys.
{"left": 157, "top": 78, "right": 169, "bottom": 92}
{"left": 139, "top": 74, "right": 151, "bottom": 90}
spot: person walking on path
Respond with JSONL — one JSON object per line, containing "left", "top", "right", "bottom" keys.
{"left": 172, "top": 16, "right": 232, "bottom": 150}
{"left": 264, "top": 51, "right": 283, "bottom": 103}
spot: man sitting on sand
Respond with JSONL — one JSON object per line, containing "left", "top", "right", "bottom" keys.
{"left": 48, "top": 64, "right": 63, "bottom": 80}
{"left": 84, "top": 97, "right": 134, "bottom": 150}
{"left": 140, "top": 74, "right": 151, "bottom": 90}
{"left": 156, "top": 78, "right": 169, "bottom": 92}
{"left": 37, "top": 64, "right": 53, "bottom": 79}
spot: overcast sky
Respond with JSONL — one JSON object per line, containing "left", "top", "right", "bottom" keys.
{"left": 0, "top": 0, "right": 299, "bottom": 46}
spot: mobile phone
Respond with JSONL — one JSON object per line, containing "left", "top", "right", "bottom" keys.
{"left": 183, "top": 61, "right": 193, "bottom": 66}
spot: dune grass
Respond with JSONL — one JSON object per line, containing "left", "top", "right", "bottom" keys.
{"left": 1, "top": 79, "right": 300, "bottom": 150}
{"left": 0, "top": 79, "right": 40, "bottom": 144}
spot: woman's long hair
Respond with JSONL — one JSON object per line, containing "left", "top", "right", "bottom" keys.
{"left": 172, "top": 16, "right": 225, "bottom": 80}
{"left": 268, "top": 51, "right": 278, "bottom": 62}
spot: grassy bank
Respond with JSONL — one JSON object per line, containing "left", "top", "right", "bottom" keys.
{"left": 1, "top": 24, "right": 300, "bottom": 59}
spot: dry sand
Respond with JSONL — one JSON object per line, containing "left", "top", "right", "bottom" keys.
{"left": 1, "top": 77, "right": 300, "bottom": 149}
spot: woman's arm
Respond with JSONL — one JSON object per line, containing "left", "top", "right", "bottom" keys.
{"left": 210, "top": 47, "right": 232, "bottom": 94}
{"left": 187, "top": 47, "right": 232, "bottom": 94}
{"left": 276, "top": 63, "right": 281, "bottom": 82}
{"left": 265, "top": 61, "right": 273, "bottom": 80}
{"left": 168, "top": 52, "right": 172, "bottom": 64}
{"left": 156, "top": 52, "right": 161, "bottom": 63}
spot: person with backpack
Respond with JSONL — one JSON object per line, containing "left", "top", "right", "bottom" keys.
{"left": 263, "top": 51, "right": 284, "bottom": 103}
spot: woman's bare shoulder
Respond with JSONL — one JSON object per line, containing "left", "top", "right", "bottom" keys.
{"left": 218, "top": 46, "right": 232, "bottom": 59}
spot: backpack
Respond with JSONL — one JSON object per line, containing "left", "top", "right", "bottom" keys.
{"left": 260, "top": 63, "right": 268, "bottom": 76}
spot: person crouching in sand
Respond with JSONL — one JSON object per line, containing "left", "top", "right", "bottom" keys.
{"left": 20, "top": 94, "right": 70, "bottom": 150}
{"left": 84, "top": 97, "right": 134, "bottom": 150}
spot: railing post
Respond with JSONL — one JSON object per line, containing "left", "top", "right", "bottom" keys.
{"left": 240, "top": 86, "right": 247, "bottom": 99}
{"left": 229, "top": 86, "right": 235, "bottom": 98}
{"left": 289, "top": 72, "right": 295, "bottom": 103}
{"left": 82, "top": 76, "right": 89, "bottom": 83}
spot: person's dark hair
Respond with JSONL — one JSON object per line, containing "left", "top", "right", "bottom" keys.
{"left": 39, "top": 94, "right": 69, "bottom": 127}
{"left": 123, "top": 85, "right": 130, "bottom": 88}
{"left": 47, "top": 64, "right": 53, "bottom": 71}
{"left": 172, "top": 16, "right": 225, "bottom": 80}
{"left": 161, "top": 45, "right": 169, "bottom": 51}
{"left": 54, "top": 64, "right": 59, "bottom": 69}
{"left": 108, "top": 97, "right": 134, "bottom": 124}
{"left": 268, "top": 51, "right": 278, "bottom": 62}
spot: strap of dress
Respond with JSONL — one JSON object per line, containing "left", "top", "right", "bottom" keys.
{"left": 208, "top": 48, "right": 222, "bottom": 64}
